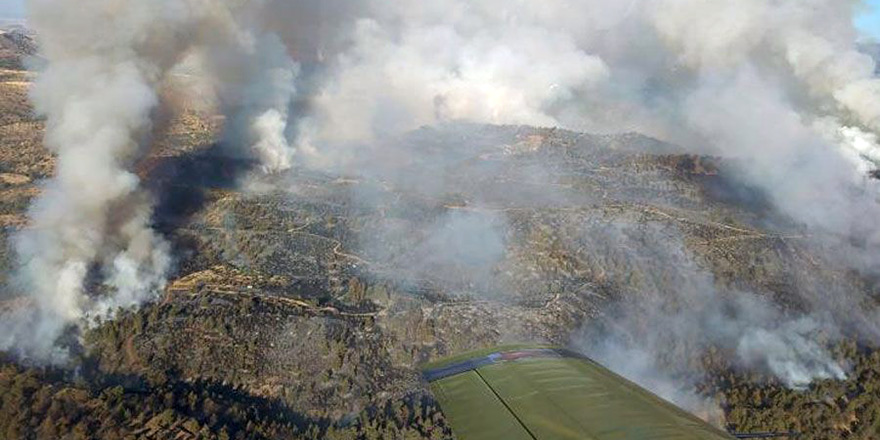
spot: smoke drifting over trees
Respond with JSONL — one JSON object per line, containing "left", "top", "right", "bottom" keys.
{"left": 3, "top": 0, "right": 880, "bottom": 415}
{"left": 2, "top": 0, "right": 300, "bottom": 362}
{"left": 285, "top": 0, "right": 880, "bottom": 396}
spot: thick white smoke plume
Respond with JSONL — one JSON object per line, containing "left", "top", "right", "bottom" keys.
{"left": 201, "top": 28, "right": 299, "bottom": 172}
{"left": 570, "top": 221, "right": 846, "bottom": 414}
{"left": 4, "top": 0, "right": 879, "bottom": 404}
{"left": 1, "top": 0, "right": 299, "bottom": 363}
{"left": 289, "top": 1, "right": 880, "bottom": 239}
{"left": 271, "top": 0, "right": 880, "bottom": 393}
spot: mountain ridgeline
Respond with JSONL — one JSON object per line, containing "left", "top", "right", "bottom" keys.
{"left": 0, "top": 24, "right": 879, "bottom": 440}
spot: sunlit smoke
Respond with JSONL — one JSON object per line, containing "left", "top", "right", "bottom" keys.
{"left": 1, "top": 0, "right": 299, "bottom": 363}
{"left": 3, "top": 0, "right": 878, "bottom": 405}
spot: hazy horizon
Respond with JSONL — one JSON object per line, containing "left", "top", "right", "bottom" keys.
{"left": 0, "top": 0, "right": 878, "bottom": 40}
{"left": 0, "top": 0, "right": 24, "bottom": 21}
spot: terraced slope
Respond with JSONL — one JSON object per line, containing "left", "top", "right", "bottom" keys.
{"left": 0, "top": 48, "right": 878, "bottom": 439}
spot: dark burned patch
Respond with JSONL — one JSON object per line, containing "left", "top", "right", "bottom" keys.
{"left": 700, "top": 163, "right": 775, "bottom": 217}
{"left": 140, "top": 143, "right": 257, "bottom": 278}
{"left": 146, "top": 143, "right": 257, "bottom": 230}
{"left": 655, "top": 154, "right": 720, "bottom": 177}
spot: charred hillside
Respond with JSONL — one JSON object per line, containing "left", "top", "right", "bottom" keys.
{"left": 0, "top": 26, "right": 36, "bottom": 70}
{"left": 3, "top": 3, "right": 880, "bottom": 434}
{"left": 0, "top": 47, "right": 879, "bottom": 437}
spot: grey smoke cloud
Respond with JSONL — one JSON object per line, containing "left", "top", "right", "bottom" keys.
{"left": 1, "top": 0, "right": 300, "bottom": 363}
{"left": 289, "top": 1, "right": 880, "bottom": 238}
{"left": 570, "top": 221, "right": 845, "bottom": 415}
{"left": 3, "top": 0, "right": 878, "bottom": 407}
{"left": 280, "top": 2, "right": 880, "bottom": 397}
{"left": 361, "top": 208, "right": 508, "bottom": 296}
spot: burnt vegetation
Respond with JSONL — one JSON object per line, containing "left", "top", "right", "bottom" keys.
{"left": 1, "top": 35, "right": 879, "bottom": 440}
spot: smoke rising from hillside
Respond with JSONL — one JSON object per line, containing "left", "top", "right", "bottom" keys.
{"left": 288, "top": 0, "right": 880, "bottom": 240}
{"left": 3, "top": 0, "right": 879, "bottom": 409}
{"left": 275, "top": 0, "right": 880, "bottom": 397}
{"left": 1, "top": 0, "right": 299, "bottom": 362}
{"left": 570, "top": 222, "right": 846, "bottom": 414}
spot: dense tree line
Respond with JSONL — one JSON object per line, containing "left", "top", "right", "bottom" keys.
{"left": 707, "top": 342, "right": 880, "bottom": 439}
{"left": 0, "top": 356, "right": 452, "bottom": 440}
